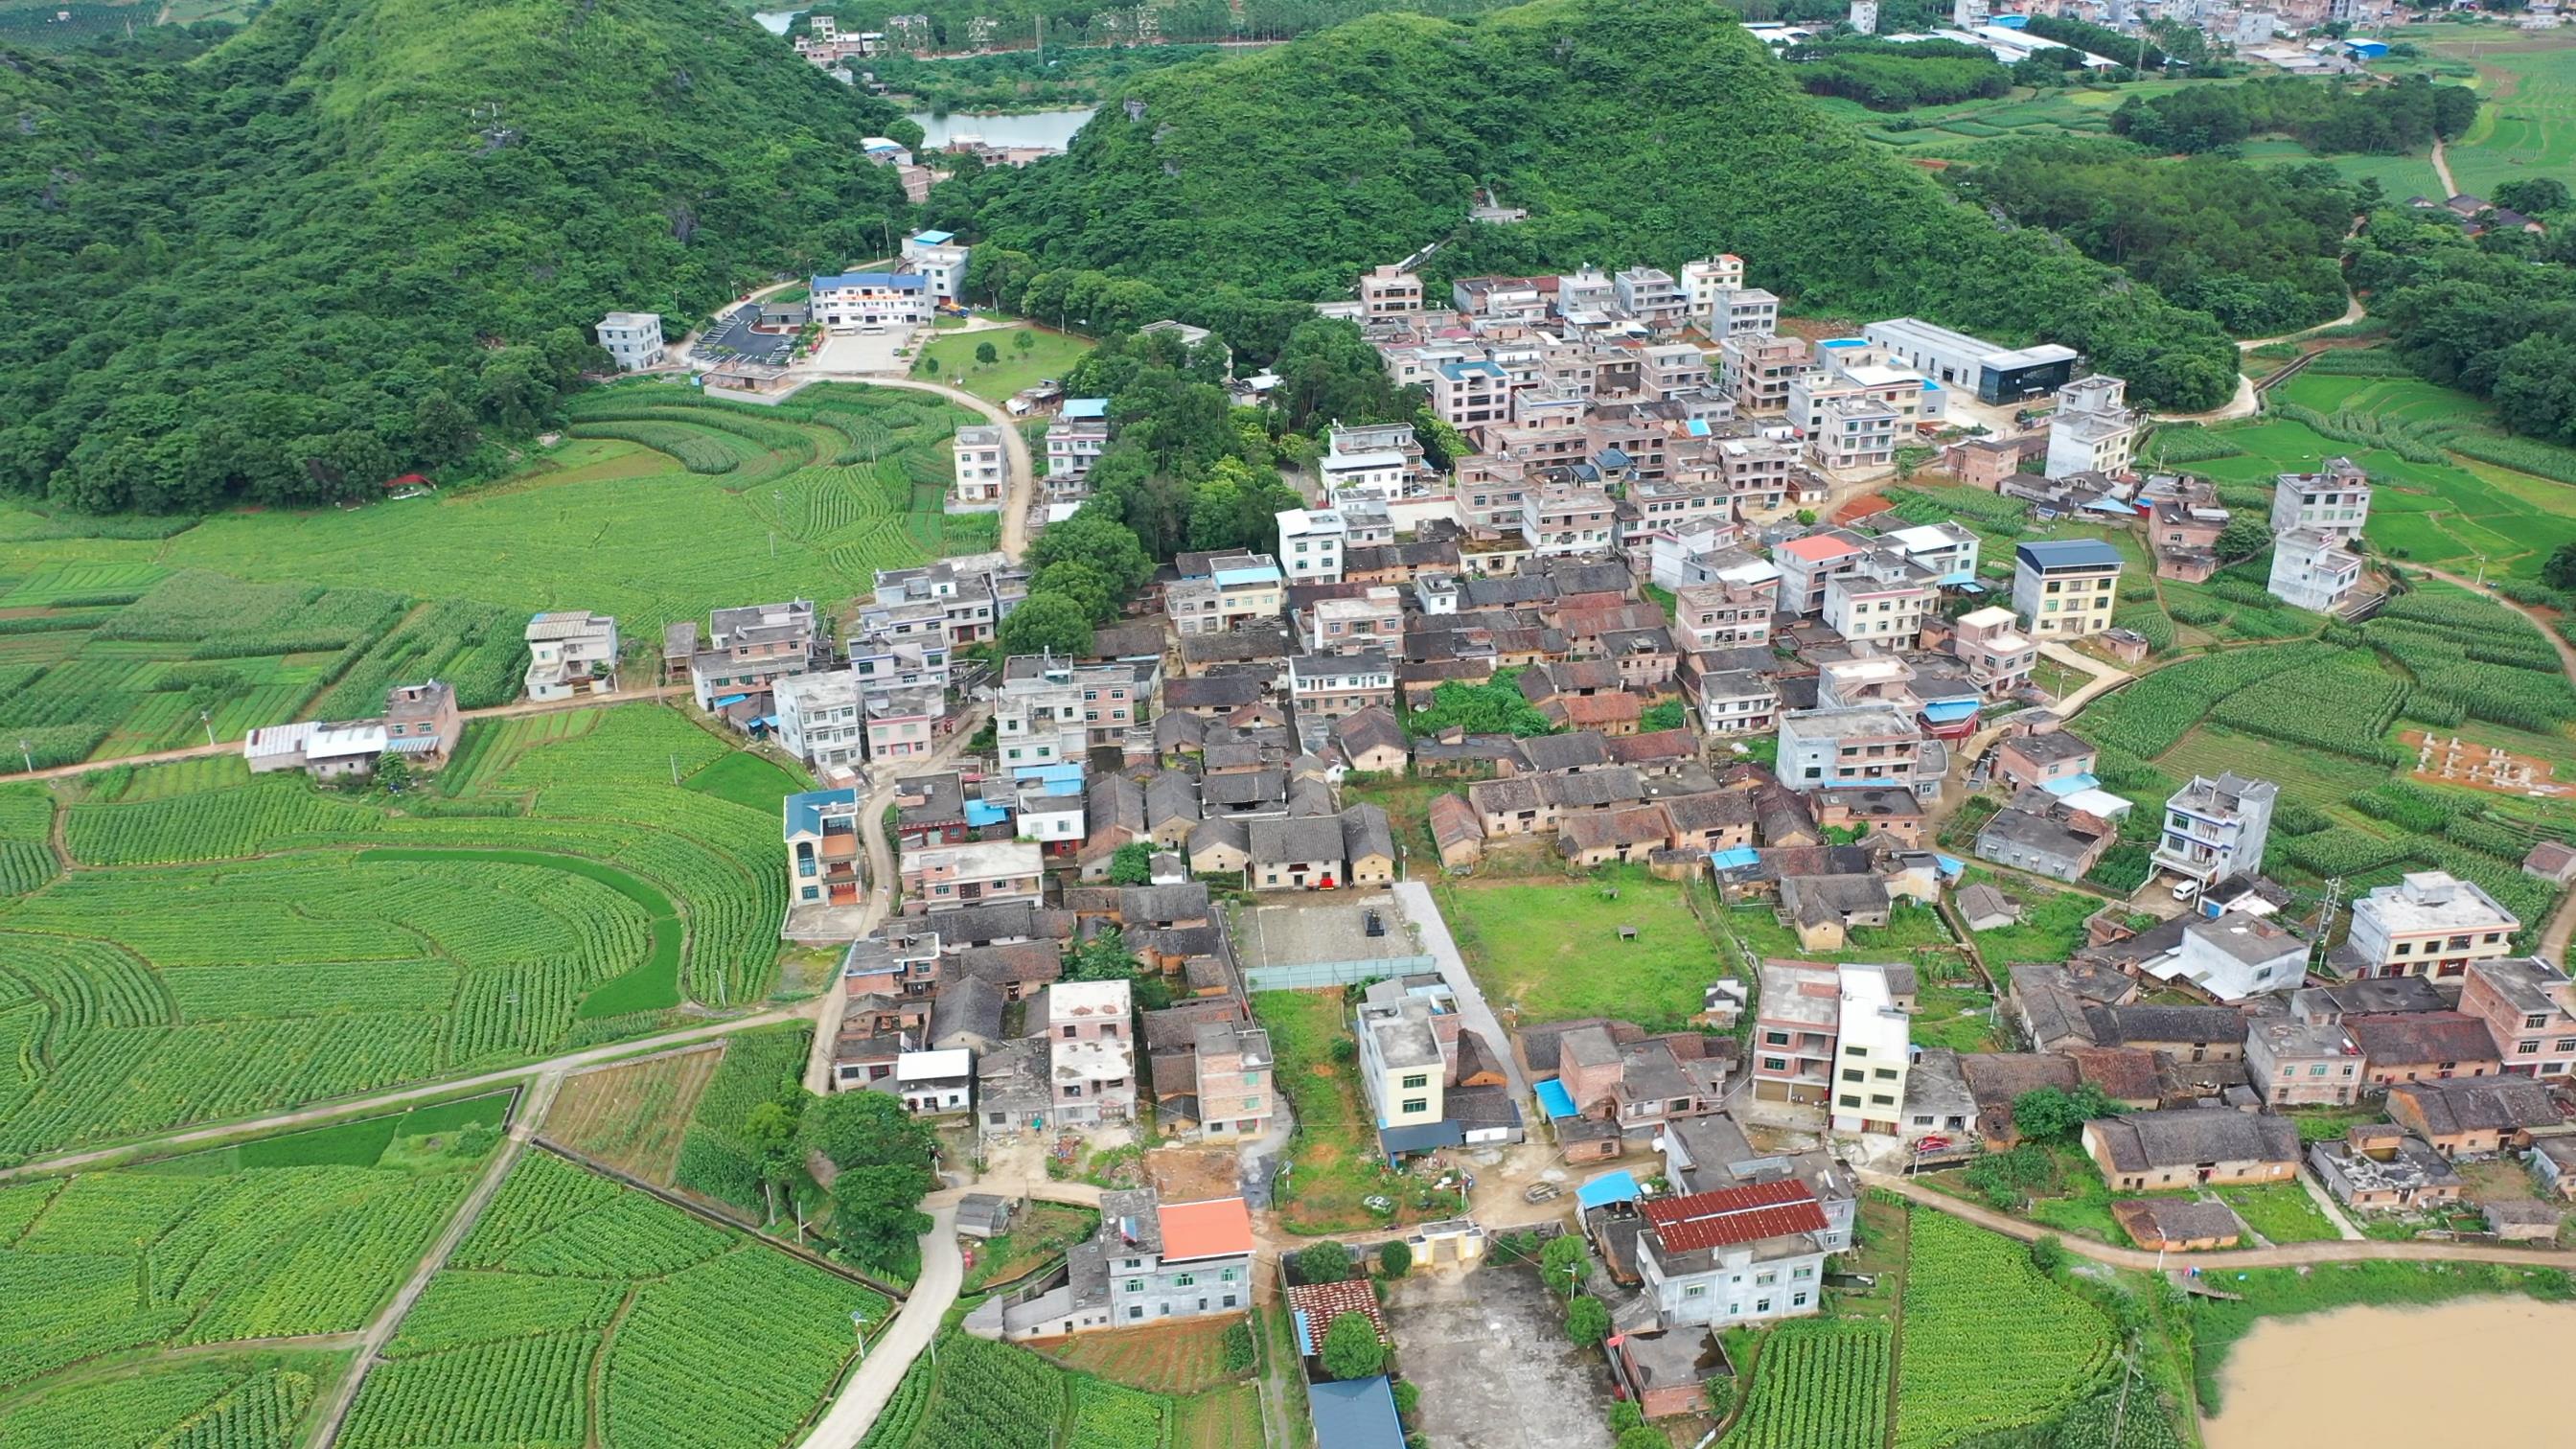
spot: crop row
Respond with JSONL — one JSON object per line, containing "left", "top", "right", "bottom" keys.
{"left": 0, "top": 1362, "right": 316, "bottom": 1449}
{"left": 569, "top": 421, "right": 741, "bottom": 473}
{"left": 1894, "top": 1210, "right": 2113, "bottom": 1448}
{"left": 604, "top": 1246, "right": 885, "bottom": 1449}
{"left": 385, "top": 1270, "right": 625, "bottom": 1358}
{"left": 908, "top": 1332, "right": 1067, "bottom": 1449}
{"left": 340, "top": 1332, "right": 596, "bottom": 1448}
{"left": 1726, "top": 1319, "right": 1889, "bottom": 1449}
{"left": 1065, "top": 1378, "right": 1171, "bottom": 1449}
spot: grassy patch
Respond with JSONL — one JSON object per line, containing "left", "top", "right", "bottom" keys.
{"left": 1440, "top": 865, "right": 1726, "bottom": 1029}
{"left": 680, "top": 750, "right": 809, "bottom": 813}
{"left": 1250, "top": 988, "right": 1458, "bottom": 1234}
{"left": 1962, "top": 874, "right": 2104, "bottom": 970}
{"left": 964, "top": 1203, "right": 1100, "bottom": 1293}
{"left": 909, "top": 323, "right": 1092, "bottom": 403}
{"left": 2210, "top": 1182, "right": 2339, "bottom": 1244}
{"left": 1716, "top": 896, "right": 1961, "bottom": 970}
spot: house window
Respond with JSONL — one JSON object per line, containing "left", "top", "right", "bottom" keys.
{"left": 1792, "top": 1292, "right": 1809, "bottom": 1308}
{"left": 1401, "top": 1073, "right": 1429, "bottom": 1090}
{"left": 1684, "top": 1284, "right": 1707, "bottom": 1298}
{"left": 1402, "top": 1098, "right": 1428, "bottom": 1116}
{"left": 1126, "top": 1279, "right": 1143, "bottom": 1293}
{"left": 1174, "top": 1275, "right": 1195, "bottom": 1287}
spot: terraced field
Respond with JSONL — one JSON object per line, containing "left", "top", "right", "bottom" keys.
{"left": 2426, "top": 29, "right": 2576, "bottom": 200}
{"left": 0, "top": 384, "right": 988, "bottom": 676}
{"left": 0, "top": 704, "right": 787, "bottom": 1162}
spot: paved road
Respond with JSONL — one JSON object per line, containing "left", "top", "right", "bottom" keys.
{"left": 1865, "top": 1169, "right": 2576, "bottom": 1270}
{"left": 310, "top": 1070, "right": 565, "bottom": 1448}
{"left": 798, "top": 374, "right": 1041, "bottom": 559}
{"left": 799, "top": 707, "right": 990, "bottom": 1096}
{"left": 1392, "top": 880, "right": 1531, "bottom": 1106}
{"left": 0, "top": 1004, "right": 813, "bottom": 1183}
{"left": 795, "top": 1200, "right": 964, "bottom": 1449}
{"left": 0, "top": 684, "right": 690, "bottom": 786}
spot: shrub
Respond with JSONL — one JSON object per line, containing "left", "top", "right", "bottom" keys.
{"left": 1295, "top": 1240, "right": 1354, "bottom": 1285}
{"left": 1378, "top": 1240, "right": 1413, "bottom": 1277}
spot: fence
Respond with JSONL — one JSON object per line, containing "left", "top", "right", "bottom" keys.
{"left": 1242, "top": 954, "right": 1437, "bottom": 992}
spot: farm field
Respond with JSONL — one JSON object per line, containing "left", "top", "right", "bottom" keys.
{"left": 0, "top": 384, "right": 982, "bottom": 671}
{"left": 1439, "top": 864, "right": 1729, "bottom": 1030}
{"left": 671, "top": 1025, "right": 817, "bottom": 1219}
{"left": 543, "top": 1048, "right": 725, "bottom": 1185}
{"left": 2236, "top": 135, "right": 2447, "bottom": 202}
{"left": 1892, "top": 1209, "right": 2115, "bottom": 1447}
{"left": 2210, "top": 1182, "right": 2341, "bottom": 1245}
{"left": 343, "top": 1149, "right": 885, "bottom": 1449}
{"left": 2422, "top": 29, "right": 2576, "bottom": 200}
{"left": 0, "top": 703, "right": 788, "bottom": 1162}
{"left": 1038, "top": 1316, "right": 1242, "bottom": 1394}
{"left": 1726, "top": 1318, "right": 1890, "bottom": 1449}
{"left": 0, "top": 1113, "right": 494, "bottom": 1416}
{"left": 908, "top": 323, "right": 1093, "bottom": 404}
{"left": 1813, "top": 80, "right": 2176, "bottom": 156}
{"left": 0, "top": 1347, "right": 343, "bottom": 1449}
{"left": 2163, "top": 370, "right": 2576, "bottom": 585}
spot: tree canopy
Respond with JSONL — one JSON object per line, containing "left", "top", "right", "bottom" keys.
{"left": 1321, "top": 1311, "right": 1387, "bottom": 1379}
{"left": 949, "top": 0, "right": 2241, "bottom": 408}
{"left": 0, "top": 0, "right": 915, "bottom": 512}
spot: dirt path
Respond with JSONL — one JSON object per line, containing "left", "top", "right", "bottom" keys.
{"left": 2236, "top": 291, "right": 2366, "bottom": 352}
{"left": 0, "top": 684, "right": 690, "bottom": 786}
{"left": 310, "top": 1069, "right": 564, "bottom": 1448}
{"left": 0, "top": 1004, "right": 813, "bottom": 1183}
{"left": 1863, "top": 1170, "right": 2576, "bottom": 1270}
{"left": 2150, "top": 370, "right": 2260, "bottom": 426}
{"left": 2431, "top": 137, "right": 2459, "bottom": 199}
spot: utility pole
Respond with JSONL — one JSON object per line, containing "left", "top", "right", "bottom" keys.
{"left": 200, "top": 709, "right": 215, "bottom": 748}
{"left": 17, "top": 739, "right": 30, "bottom": 774}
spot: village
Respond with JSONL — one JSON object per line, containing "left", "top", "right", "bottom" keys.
{"left": 360, "top": 240, "right": 2576, "bottom": 1447}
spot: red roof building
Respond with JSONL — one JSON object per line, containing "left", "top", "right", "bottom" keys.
{"left": 1637, "top": 1179, "right": 1828, "bottom": 1254}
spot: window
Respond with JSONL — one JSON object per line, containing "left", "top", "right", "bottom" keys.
{"left": 1761, "top": 1057, "right": 1788, "bottom": 1072}
{"left": 1756, "top": 1299, "right": 1772, "bottom": 1314}
{"left": 2528, "top": 1014, "right": 2552, "bottom": 1030}
{"left": 1401, "top": 1073, "right": 1429, "bottom": 1090}
{"left": 1873, "top": 1068, "right": 1897, "bottom": 1081}
{"left": 1762, "top": 1030, "right": 1789, "bottom": 1047}
{"left": 1792, "top": 1266, "right": 1813, "bottom": 1280}
{"left": 1838, "top": 1094, "right": 1860, "bottom": 1109}
{"left": 1684, "top": 1284, "right": 1707, "bottom": 1299}
{"left": 1402, "top": 1098, "right": 1428, "bottom": 1116}
{"left": 2520, "top": 1041, "right": 2542, "bottom": 1055}
{"left": 1126, "top": 1279, "right": 1143, "bottom": 1293}
{"left": 1174, "top": 1274, "right": 1194, "bottom": 1287}
{"left": 1129, "top": 1306, "right": 1143, "bottom": 1321}
{"left": 1841, "top": 1070, "right": 1863, "bottom": 1084}
{"left": 1792, "top": 1292, "right": 1810, "bottom": 1308}
{"left": 1223, "top": 1294, "right": 1238, "bottom": 1308}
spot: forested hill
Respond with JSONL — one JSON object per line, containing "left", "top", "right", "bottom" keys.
{"left": 952, "top": 0, "right": 2241, "bottom": 410}
{"left": 0, "top": 0, "right": 912, "bottom": 514}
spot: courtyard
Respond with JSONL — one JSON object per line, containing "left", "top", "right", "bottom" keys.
{"left": 1382, "top": 1261, "right": 1612, "bottom": 1449}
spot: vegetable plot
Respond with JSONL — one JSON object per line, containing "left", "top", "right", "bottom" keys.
{"left": 1893, "top": 1211, "right": 2114, "bottom": 1447}
{"left": 1724, "top": 1319, "right": 1891, "bottom": 1449}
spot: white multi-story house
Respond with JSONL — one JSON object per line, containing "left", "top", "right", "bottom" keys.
{"left": 1357, "top": 996, "right": 1444, "bottom": 1137}
{"left": 596, "top": 312, "right": 665, "bottom": 372}
{"left": 902, "top": 839, "right": 1046, "bottom": 914}
{"left": 1820, "top": 551, "right": 1935, "bottom": 654}
{"left": 1276, "top": 507, "right": 1347, "bottom": 583}
{"left": 1636, "top": 1181, "right": 1833, "bottom": 1328}
{"left": 900, "top": 228, "right": 972, "bottom": 302}
{"left": 1613, "top": 265, "right": 1690, "bottom": 334}
{"left": 523, "top": 611, "right": 619, "bottom": 701}
{"left": 951, "top": 426, "right": 1006, "bottom": 512}
{"left": 2266, "top": 528, "right": 2362, "bottom": 612}
{"left": 1948, "top": 607, "right": 2036, "bottom": 696}
{"left": 2344, "top": 871, "right": 2520, "bottom": 983}
{"left": 2151, "top": 772, "right": 2278, "bottom": 888}
{"left": 773, "top": 668, "right": 868, "bottom": 772}
{"left": 810, "top": 270, "right": 932, "bottom": 330}
{"left": 2271, "top": 458, "right": 2371, "bottom": 544}
{"left": 1046, "top": 400, "right": 1111, "bottom": 492}
{"left": 2042, "top": 376, "right": 2140, "bottom": 480}
{"left": 2012, "top": 539, "right": 2122, "bottom": 640}
{"left": 1831, "top": 963, "right": 1912, "bottom": 1137}
{"left": 1046, "top": 978, "right": 1137, "bottom": 1125}
{"left": 1288, "top": 653, "right": 1395, "bottom": 723}
{"left": 1680, "top": 254, "right": 1744, "bottom": 317}
{"left": 1300, "top": 588, "right": 1403, "bottom": 658}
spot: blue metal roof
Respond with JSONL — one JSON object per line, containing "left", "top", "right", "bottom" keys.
{"left": 784, "top": 787, "right": 858, "bottom": 838}
{"left": 913, "top": 228, "right": 956, "bottom": 244}
{"left": 1935, "top": 853, "right": 1966, "bottom": 877}
{"left": 1710, "top": 845, "right": 1760, "bottom": 871}
{"left": 2039, "top": 772, "right": 2104, "bottom": 796}
{"left": 1921, "top": 700, "right": 1980, "bottom": 724}
{"left": 2015, "top": 539, "right": 2123, "bottom": 570}
{"left": 1535, "top": 1078, "right": 1578, "bottom": 1120}
{"left": 1308, "top": 1377, "right": 1404, "bottom": 1449}
{"left": 812, "top": 270, "right": 925, "bottom": 291}
{"left": 1062, "top": 398, "right": 1110, "bottom": 420}
{"left": 1576, "top": 1170, "right": 1640, "bottom": 1209}
{"left": 712, "top": 693, "right": 749, "bottom": 707}
{"left": 964, "top": 800, "right": 1011, "bottom": 828}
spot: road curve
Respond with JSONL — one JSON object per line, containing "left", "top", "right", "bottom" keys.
{"left": 796, "top": 1200, "right": 964, "bottom": 1449}
{"left": 794, "top": 373, "right": 1042, "bottom": 560}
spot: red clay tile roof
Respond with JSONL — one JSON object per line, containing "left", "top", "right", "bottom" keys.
{"left": 1778, "top": 535, "right": 1861, "bottom": 564}
{"left": 1639, "top": 1180, "right": 1827, "bottom": 1253}
{"left": 1287, "top": 1278, "right": 1390, "bottom": 1346}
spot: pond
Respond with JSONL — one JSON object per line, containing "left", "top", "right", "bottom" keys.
{"left": 905, "top": 107, "right": 1097, "bottom": 150}
{"left": 2201, "top": 1297, "right": 2576, "bottom": 1447}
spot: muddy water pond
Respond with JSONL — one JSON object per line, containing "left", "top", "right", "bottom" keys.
{"left": 2202, "top": 1297, "right": 2576, "bottom": 1447}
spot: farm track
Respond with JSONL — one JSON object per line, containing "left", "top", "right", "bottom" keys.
{"left": 0, "top": 683, "right": 690, "bottom": 786}
{"left": 309, "top": 1068, "right": 564, "bottom": 1449}
{"left": 0, "top": 1002, "right": 815, "bottom": 1183}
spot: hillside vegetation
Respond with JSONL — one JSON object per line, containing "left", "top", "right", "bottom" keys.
{"left": 952, "top": 0, "right": 2241, "bottom": 408}
{"left": 0, "top": 0, "right": 912, "bottom": 514}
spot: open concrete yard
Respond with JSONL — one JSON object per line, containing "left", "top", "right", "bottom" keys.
{"left": 1383, "top": 1264, "right": 1612, "bottom": 1449}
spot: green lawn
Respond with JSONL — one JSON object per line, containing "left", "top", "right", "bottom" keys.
{"left": 910, "top": 322, "right": 1092, "bottom": 403}
{"left": 1961, "top": 874, "right": 2105, "bottom": 972}
{"left": 1440, "top": 865, "right": 1727, "bottom": 1029}
{"left": 681, "top": 750, "right": 810, "bottom": 813}
{"left": 1911, "top": 982, "right": 2004, "bottom": 1053}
